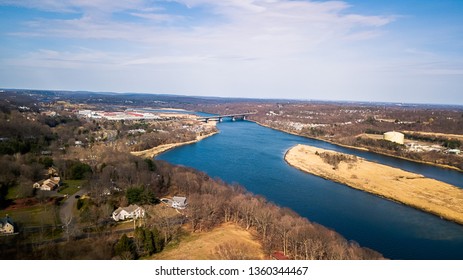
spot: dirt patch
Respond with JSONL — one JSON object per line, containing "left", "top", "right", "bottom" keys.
{"left": 285, "top": 144, "right": 463, "bottom": 225}
{"left": 2, "top": 197, "right": 49, "bottom": 210}
{"left": 151, "top": 223, "right": 265, "bottom": 260}
{"left": 3, "top": 198, "right": 36, "bottom": 210}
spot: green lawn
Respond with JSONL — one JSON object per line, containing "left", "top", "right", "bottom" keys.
{"left": 0, "top": 204, "right": 60, "bottom": 227}
{"left": 58, "top": 180, "right": 85, "bottom": 195}
{"left": 5, "top": 182, "right": 34, "bottom": 200}
{"left": 5, "top": 185, "right": 22, "bottom": 200}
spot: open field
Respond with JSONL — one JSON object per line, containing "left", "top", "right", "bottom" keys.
{"left": 5, "top": 185, "right": 26, "bottom": 200}
{"left": 58, "top": 180, "right": 84, "bottom": 196}
{"left": 151, "top": 223, "right": 265, "bottom": 260}
{"left": 285, "top": 144, "right": 463, "bottom": 225}
{"left": 0, "top": 203, "right": 59, "bottom": 226}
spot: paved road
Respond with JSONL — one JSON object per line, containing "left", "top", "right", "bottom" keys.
{"left": 59, "top": 189, "right": 86, "bottom": 225}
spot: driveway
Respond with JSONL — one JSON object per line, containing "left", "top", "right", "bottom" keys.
{"left": 59, "top": 189, "right": 86, "bottom": 225}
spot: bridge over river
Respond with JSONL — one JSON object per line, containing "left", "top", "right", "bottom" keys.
{"left": 197, "top": 112, "right": 256, "bottom": 122}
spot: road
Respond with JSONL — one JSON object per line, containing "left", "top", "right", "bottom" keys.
{"left": 59, "top": 189, "right": 86, "bottom": 225}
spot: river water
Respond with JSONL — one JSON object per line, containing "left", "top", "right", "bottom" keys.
{"left": 157, "top": 119, "right": 463, "bottom": 259}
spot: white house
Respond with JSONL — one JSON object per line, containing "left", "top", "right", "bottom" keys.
{"left": 172, "top": 196, "right": 187, "bottom": 209}
{"left": 112, "top": 204, "right": 145, "bottom": 221}
{"left": 0, "top": 216, "right": 14, "bottom": 235}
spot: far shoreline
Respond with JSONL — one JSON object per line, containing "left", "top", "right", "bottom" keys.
{"left": 250, "top": 120, "right": 463, "bottom": 173}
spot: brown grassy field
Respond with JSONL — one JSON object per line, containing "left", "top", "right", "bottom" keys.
{"left": 151, "top": 223, "right": 265, "bottom": 260}
{"left": 285, "top": 144, "right": 463, "bottom": 225}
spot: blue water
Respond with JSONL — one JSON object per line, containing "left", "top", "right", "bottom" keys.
{"left": 157, "top": 119, "right": 463, "bottom": 259}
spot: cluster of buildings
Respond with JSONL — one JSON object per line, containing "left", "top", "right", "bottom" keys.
{"left": 266, "top": 120, "right": 328, "bottom": 132}
{"left": 111, "top": 197, "right": 188, "bottom": 222}
{"left": 405, "top": 142, "right": 445, "bottom": 153}
{"left": 128, "top": 129, "right": 146, "bottom": 135}
{"left": 112, "top": 204, "right": 146, "bottom": 221}
{"left": 33, "top": 167, "right": 61, "bottom": 191}
{"left": 78, "top": 110, "right": 163, "bottom": 121}
{"left": 383, "top": 131, "right": 461, "bottom": 154}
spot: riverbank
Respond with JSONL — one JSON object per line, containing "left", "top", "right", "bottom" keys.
{"left": 130, "top": 131, "right": 219, "bottom": 158}
{"left": 252, "top": 120, "right": 462, "bottom": 172}
{"left": 285, "top": 144, "right": 463, "bottom": 225}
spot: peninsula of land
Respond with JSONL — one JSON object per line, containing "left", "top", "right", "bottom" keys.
{"left": 130, "top": 131, "right": 218, "bottom": 158}
{"left": 285, "top": 144, "right": 463, "bottom": 225}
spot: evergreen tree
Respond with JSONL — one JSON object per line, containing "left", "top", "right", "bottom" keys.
{"left": 114, "top": 234, "right": 135, "bottom": 259}
{"left": 144, "top": 228, "right": 155, "bottom": 255}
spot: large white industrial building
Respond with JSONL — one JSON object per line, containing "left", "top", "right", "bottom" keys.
{"left": 383, "top": 131, "right": 405, "bottom": 145}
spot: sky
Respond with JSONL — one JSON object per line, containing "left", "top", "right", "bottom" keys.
{"left": 0, "top": 0, "right": 462, "bottom": 104}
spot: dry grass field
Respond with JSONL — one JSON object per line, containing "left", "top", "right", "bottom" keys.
{"left": 285, "top": 144, "right": 463, "bottom": 225}
{"left": 151, "top": 223, "right": 265, "bottom": 260}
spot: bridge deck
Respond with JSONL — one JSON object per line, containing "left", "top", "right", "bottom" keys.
{"left": 197, "top": 112, "right": 256, "bottom": 120}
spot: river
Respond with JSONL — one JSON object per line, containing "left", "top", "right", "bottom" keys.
{"left": 157, "top": 118, "right": 463, "bottom": 260}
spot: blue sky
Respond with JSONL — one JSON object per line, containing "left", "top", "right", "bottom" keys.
{"left": 0, "top": 0, "right": 462, "bottom": 104}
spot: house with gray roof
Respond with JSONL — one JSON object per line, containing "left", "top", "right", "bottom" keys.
{"left": 172, "top": 196, "right": 187, "bottom": 209}
{"left": 112, "top": 204, "right": 145, "bottom": 221}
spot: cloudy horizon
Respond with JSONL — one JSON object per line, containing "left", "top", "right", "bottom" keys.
{"left": 1, "top": 0, "right": 462, "bottom": 104}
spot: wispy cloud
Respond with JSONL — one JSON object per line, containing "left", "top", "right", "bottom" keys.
{"left": 1, "top": 0, "right": 462, "bottom": 103}
{"left": 5, "top": 48, "right": 125, "bottom": 69}
{"left": 0, "top": 0, "right": 147, "bottom": 13}
{"left": 6, "top": 1, "right": 395, "bottom": 44}
{"left": 2, "top": 0, "right": 397, "bottom": 71}
{"left": 129, "top": 12, "right": 186, "bottom": 23}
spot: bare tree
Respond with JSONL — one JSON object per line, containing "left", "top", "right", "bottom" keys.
{"left": 61, "top": 214, "right": 77, "bottom": 242}
{"left": 238, "top": 196, "right": 258, "bottom": 230}
{"left": 277, "top": 215, "right": 296, "bottom": 256}
{"left": 254, "top": 203, "right": 276, "bottom": 240}
{"left": 151, "top": 207, "right": 183, "bottom": 244}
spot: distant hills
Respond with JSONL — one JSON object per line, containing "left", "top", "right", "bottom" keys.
{"left": 1, "top": 88, "right": 462, "bottom": 110}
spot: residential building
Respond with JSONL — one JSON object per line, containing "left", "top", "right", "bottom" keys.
{"left": 33, "top": 177, "right": 61, "bottom": 191}
{"left": 172, "top": 196, "right": 187, "bottom": 209}
{"left": 46, "top": 167, "right": 59, "bottom": 177}
{"left": 0, "top": 216, "right": 15, "bottom": 235}
{"left": 112, "top": 204, "right": 145, "bottom": 221}
{"left": 271, "top": 251, "right": 290, "bottom": 260}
